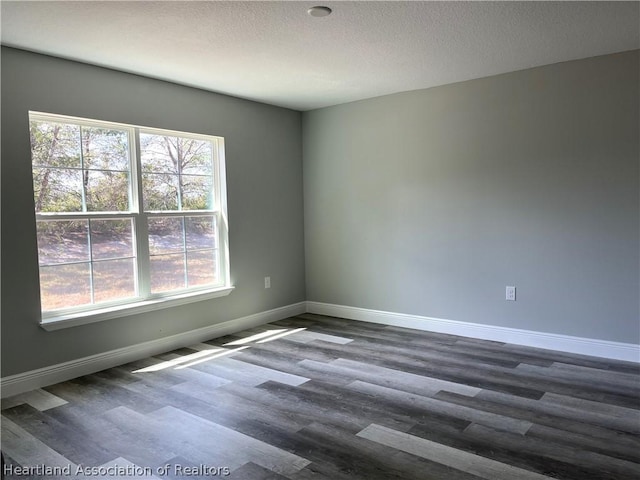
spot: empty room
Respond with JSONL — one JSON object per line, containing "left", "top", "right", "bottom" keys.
{"left": 1, "top": 1, "right": 639, "bottom": 479}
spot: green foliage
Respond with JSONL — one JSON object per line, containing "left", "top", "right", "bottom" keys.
{"left": 37, "top": 219, "right": 87, "bottom": 238}
{"left": 31, "top": 120, "right": 215, "bottom": 214}
{"left": 141, "top": 134, "right": 213, "bottom": 211}
{"left": 30, "top": 121, "right": 131, "bottom": 213}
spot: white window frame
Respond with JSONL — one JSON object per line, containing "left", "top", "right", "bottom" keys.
{"left": 30, "top": 112, "right": 233, "bottom": 331}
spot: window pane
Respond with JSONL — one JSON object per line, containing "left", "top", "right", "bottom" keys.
{"left": 185, "top": 216, "right": 216, "bottom": 250}
{"left": 181, "top": 175, "right": 213, "bottom": 210}
{"left": 85, "top": 170, "right": 130, "bottom": 211}
{"left": 142, "top": 173, "right": 179, "bottom": 211}
{"left": 36, "top": 220, "right": 89, "bottom": 265}
{"left": 181, "top": 139, "right": 213, "bottom": 175}
{"left": 33, "top": 168, "right": 83, "bottom": 213}
{"left": 81, "top": 126, "right": 129, "bottom": 171}
{"left": 187, "top": 250, "right": 217, "bottom": 287}
{"left": 93, "top": 258, "right": 136, "bottom": 303}
{"left": 148, "top": 217, "right": 184, "bottom": 255}
{"left": 140, "top": 133, "right": 177, "bottom": 173}
{"left": 30, "top": 121, "right": 81, "bottom": 168}
{"left": 40, "top": 263, "right": 91, "bottom": 311}
{"left": 90, "top": 219, "right": 134, "bottom": 260}
{"left": 150, "top": 253, "right": 186, "bottom": 293}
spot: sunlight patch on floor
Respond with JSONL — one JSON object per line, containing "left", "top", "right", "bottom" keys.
{"left": 132, "top": 327, "right": 307, "bottom": 373}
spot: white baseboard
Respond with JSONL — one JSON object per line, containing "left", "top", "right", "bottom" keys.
{"left": 306, "top": 301, "right": 640, "bottom": 363}
{"left": 0, "top": 302, "right": 306, "bottom": 398}
{"left": 3, "top": 300, "right": 637, "bottom": 398}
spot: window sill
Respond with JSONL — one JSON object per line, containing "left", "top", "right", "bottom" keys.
{"left": 39, "top": 286, "right": 235, "bottom": 331}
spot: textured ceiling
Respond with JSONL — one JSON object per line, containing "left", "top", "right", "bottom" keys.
{"left": 1, "top": 1, "right": 639, "bottom": 111}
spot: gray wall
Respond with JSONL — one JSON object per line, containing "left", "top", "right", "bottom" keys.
{"left": 2, "top": 47, "right": 638, "bottom": 379}
{"left": 1, "top": 47, "right": 306, "bottom": 377}
{"left": 303, "top": 50, "right": 639, "bottom": 344}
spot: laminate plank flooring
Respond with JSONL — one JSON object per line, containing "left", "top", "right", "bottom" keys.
{"left": 357, "top": 423, "right": 553, "bottom": 480}
{"left": 2, "top": 314, "right": 639, "bottom": 479}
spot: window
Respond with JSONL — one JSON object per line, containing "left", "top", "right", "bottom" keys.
{"left": 29, "top": 112, "right": 231, "bottom": 326}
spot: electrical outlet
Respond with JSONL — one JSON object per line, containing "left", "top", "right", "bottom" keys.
{"left": 264, "top": 276, "right": 271, "bottom": 289}
{"left": 506, "top": 286, "right": 516, "bottom": 301}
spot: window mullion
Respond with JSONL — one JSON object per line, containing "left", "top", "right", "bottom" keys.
{"left": 181, "top": 217, "right": 188, "bottom": 288}
{"left": 36, "top": 212, "right": 136, "bottom": 221}
{"left": 132, "top": 128, "right": 151, "bottom": 298}
{"left": 176, "top": 138, "right": 184, "bottom": 211}
{"left": 87, "top": 219, "right": 95, "bottom": 304}
{"left": 79, "top": 126, "right": 88, "bottom": 213}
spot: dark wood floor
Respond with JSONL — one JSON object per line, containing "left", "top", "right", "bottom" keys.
{"left": 2, "top": 313, "right": 639, "bottom": 479}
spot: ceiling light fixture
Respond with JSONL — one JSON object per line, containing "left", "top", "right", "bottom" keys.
{"left": 307, "top": 6, "right": 332, "bottom": 17}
